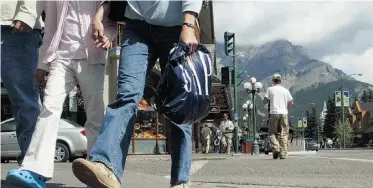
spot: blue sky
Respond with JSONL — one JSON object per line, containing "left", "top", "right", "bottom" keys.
{"left": 213, "top": 1, "right": 373, "bottom": 84}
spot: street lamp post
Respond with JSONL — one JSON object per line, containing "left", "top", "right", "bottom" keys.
{"left": 242, "top": 100, "right": 253, "bottom": 139}
{"left": 244, "top": 77, "right": 263, "bottom": 155}
{"left": 340, "top": 73, "right": 363, "bottom": 148}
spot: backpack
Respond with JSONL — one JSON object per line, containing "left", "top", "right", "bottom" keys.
{"left": 154, "top": 44, "right": 212, "bottom": 125}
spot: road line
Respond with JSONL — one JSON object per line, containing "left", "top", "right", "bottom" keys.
{"left": 331, "top": 157, "right": 373, "bottom": 163}
{"left": 164, "top": 160, "right": 209, "bottom": 179}
{"left": 290, "top": 156, "right": 373, "bottom": 163}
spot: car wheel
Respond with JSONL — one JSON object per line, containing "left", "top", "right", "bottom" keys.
{"left": 264, "top": 151, "right": 269, "bottom": 155}
{"left": 55, "top": 142, "right": 70, "bottom": 163}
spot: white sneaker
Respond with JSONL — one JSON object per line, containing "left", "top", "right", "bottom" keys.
{"left": 170, "top": 182, "right": 191, "bottom": 188}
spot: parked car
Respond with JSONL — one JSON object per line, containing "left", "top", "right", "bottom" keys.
{"left": 1, "top": 118, "right": 87, "bottom": 163}
{"left": 305, "top": 138, "right": 319, "bottom": 151}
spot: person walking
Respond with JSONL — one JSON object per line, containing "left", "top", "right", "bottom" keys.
{"left": 219, "top": 114, "right": 234, "bottom": 154}
{"left": 72, "top": 1, "right": 202, "bottom": 188}
{"left": 263, "top": 74, "right": 294, "bottom": 159}
{"left": 5, "top": 1, "right": 116, "bottom": 187}
{"left": 201, "top": 124, "right": 212, "bottom": 154}
{"left": 1, "top": 0, "right": 45, "bottom": 166}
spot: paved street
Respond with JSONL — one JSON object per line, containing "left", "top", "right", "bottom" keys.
{"left": 1, "top": 150, "right": 373, "bottom": 188}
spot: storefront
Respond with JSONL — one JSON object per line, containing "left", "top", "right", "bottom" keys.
{"left": 129, "top": 99, "right": 167, "bottom": 154}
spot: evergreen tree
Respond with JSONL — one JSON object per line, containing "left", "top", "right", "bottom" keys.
{"left": 361, "top": 89, "right": 369, "bottom": 102}
{"left": 333, "top": 120, "right": 353, "bottom": 147}
{"left": 368, "top": 89, "right": 373, "bottom": 102}
{"left": 305, "top": 107, "right": 318, "bottom": 139}
{"left": 324, "top": 96, "right": 337, "bottom": 138}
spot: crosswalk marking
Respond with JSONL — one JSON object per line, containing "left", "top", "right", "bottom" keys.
{"left": 164, "top": 160, "right": 209, "bottom": 179}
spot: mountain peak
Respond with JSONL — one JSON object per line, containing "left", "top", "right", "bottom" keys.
{"left": 258, "top": 39, "right": 308, "bottom": 57}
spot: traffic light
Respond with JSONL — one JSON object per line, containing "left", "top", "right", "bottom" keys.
{"left": 224, "top": 31, "right": 235, "bottom": 56}
{"left": 221, "top": 67, "right": 230, "bottom": 85}
{"left": 231, "top": 69, "right": 235, "bottom": 85}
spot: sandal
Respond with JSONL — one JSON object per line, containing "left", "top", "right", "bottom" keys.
{"left": 6, "top": 169, "right": 47, "bottom": 188}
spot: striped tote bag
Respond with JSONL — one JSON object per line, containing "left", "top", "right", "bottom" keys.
{"left": 154, "top": 44, "right": 212, "bottom": 125}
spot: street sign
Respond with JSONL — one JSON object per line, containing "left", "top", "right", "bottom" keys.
{"left": 343, "top": 91, "right": 349, "bottom": 107}
{"left": 335, "top": 91, "right": 341, "bottom": 107}
{"left": 297, "top": 117, "right": 302, "bottom": 128}
{"left": 303, "top": 117, "right": 308, "bottom": 128}
{"left": 234, "top": 113, "right": 238, "bottom": 121}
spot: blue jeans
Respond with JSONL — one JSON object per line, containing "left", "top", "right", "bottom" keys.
{"left": 89, "top": 20, "right": 192, "bottom": 185}
{"left": 1, "top": 26, "right": 42, "bottom": 164}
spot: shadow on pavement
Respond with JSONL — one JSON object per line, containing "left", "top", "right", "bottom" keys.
{"left": 1, "top": 180, "right": 84, "bottom": 188}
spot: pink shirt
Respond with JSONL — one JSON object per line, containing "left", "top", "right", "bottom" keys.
{"left": 55, "top": 1, "right": 86, "bottom": 60}
{"left": 38, "top": 0, "right": 117, "bottom": 71}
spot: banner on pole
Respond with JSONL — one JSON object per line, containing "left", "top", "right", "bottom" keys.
{"left": 343, "top": 91, "right": 349, "bottom": 107}
{"left": 335, "top": 91, "right": 341, "bottom": 107}
{"left": 297, "top": 117, "right": 302, "bottom": 128}
{"left": 303, "top": 117, "right": 307, "bottom": 128}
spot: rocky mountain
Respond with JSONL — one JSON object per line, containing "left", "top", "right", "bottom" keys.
{"left": 215, "top": 40, "right": 373, "bottom": 128}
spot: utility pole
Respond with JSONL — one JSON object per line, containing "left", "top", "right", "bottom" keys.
{"left": 340, "top": 85, "right": 345, "bottom": 149}
{"left": 224, "top": 31, "right": 239, "bottom": 153}
{"left": 301, "top": 107, "right": 304, "bottom": 139}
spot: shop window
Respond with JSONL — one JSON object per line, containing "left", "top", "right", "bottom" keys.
{"left": 130, "top": 99, "right": 167, "bottom": 154}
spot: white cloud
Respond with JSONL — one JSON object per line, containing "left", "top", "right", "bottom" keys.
{"left": 213, "top": 1, "right": 373, "bottom": 84}
{"left": 321, "top": 48, "right": 373, "bottom": 84}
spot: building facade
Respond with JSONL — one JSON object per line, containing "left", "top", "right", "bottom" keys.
{"left": 348, "top": 101, "right": 373, "bottom": 145}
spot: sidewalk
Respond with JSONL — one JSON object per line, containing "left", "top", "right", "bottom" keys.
{"left": 126, "top": 151, "right": 318, "bottom": 161}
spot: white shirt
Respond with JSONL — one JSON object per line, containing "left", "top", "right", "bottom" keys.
{"left": 219, "top": 120, "right": 234, "bottom": 132}
{"left": 55, "top": 1, "right": 87, "bottom": 60}
{"left": 265, "top": 85, "right": 293, "bottom": 115}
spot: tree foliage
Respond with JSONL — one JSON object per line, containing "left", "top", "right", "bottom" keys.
{"left": 333, "top": 120, "right": 353, "bottom": 146}
{"left": 305, "top": 106, "right": 318, "bottom": 139}
{"left": 324, "top": 96, "right": 338, "bottom": 138}
{"left": 361, "top": 88, "right": 373, "bottom": 102}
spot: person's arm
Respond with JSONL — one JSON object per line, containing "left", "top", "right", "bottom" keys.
{"left": 287, "top": 90, "right": 294, "bottom": 109}
{"left": 98, "top": 1, "right": 117, "bottom": 41}
{"left": 92, "top": 1, "right": 117, "bottom": 49}
{"left": 180, "top": 0, "right": 203, "bottom": 54}
{"left": 13, "top": 0, "right": 46, "bottom": 31}
{"left": 263, "top": 88, "right": 270, "bottom": 104}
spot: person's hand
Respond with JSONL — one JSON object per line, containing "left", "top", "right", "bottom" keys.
{"left": 11, "top": 20, "right": 32, "bottom": 32}
{"left": 35, "top": 69, "right": 48, "bottom": 87}
{"left": 95, "top": 34, "right": 111, "bottom": 50}
{"left": 91, "top": 17, "right": 104, "bottom": 41}
{"left": 180, "top": 25, "right": 198, "bottom": 54}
